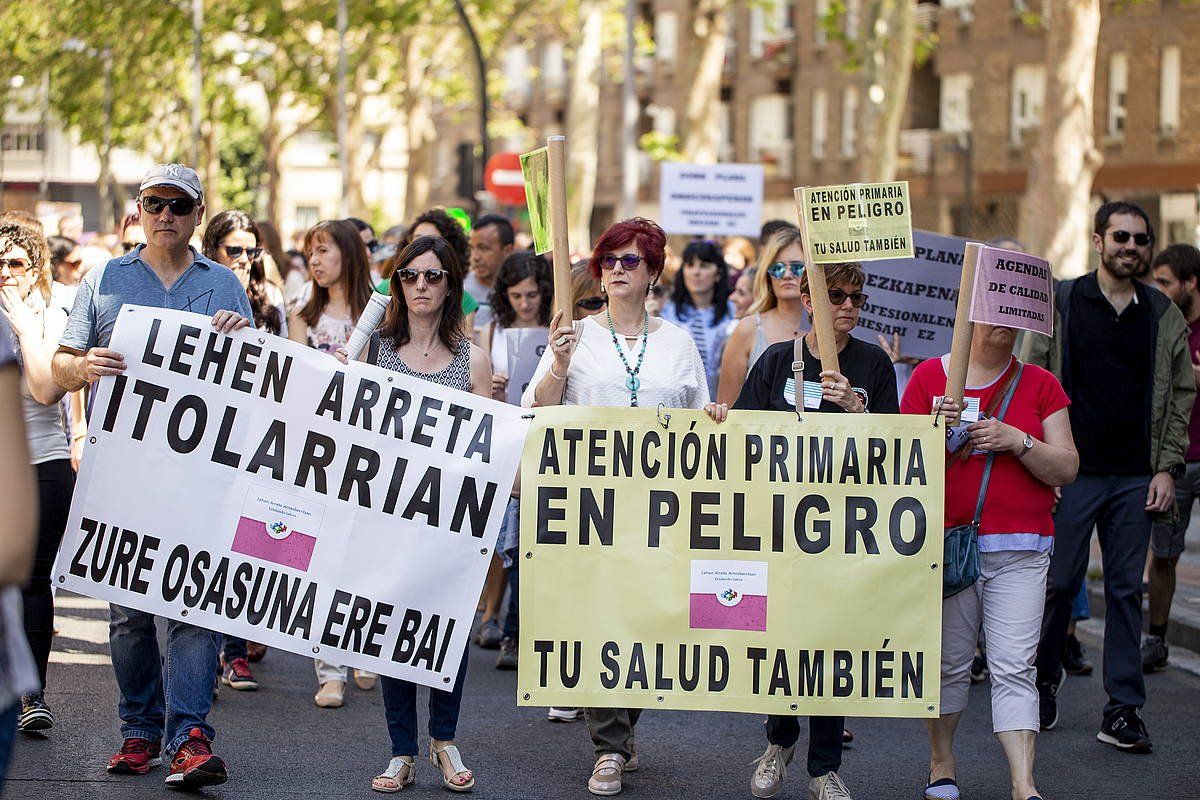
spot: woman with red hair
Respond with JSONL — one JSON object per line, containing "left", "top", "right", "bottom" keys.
{"left": 526, "top": 218, "right": 728, "bottom": 796}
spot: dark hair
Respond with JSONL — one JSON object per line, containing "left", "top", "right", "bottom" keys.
{"left": 120, "top": 212, "right": 141, "bottom": 237}
{"left": 490, "top": 251, "right": 553, "bottom": 328}
{"left": 300, "top": 219, "right": 374, "bottom": 328}
{"left": 347, "top": 217, "right": 375, "bottom": 237}
{"left": 672, "top": 240, "right": 731, "bottom": 324}
{"left": 201, "top": 211, "right": 282, "bottom": 335}
{"left": 1094, "top": 201, "right": 1155, "bottom": 243}
{"left": 1152, "top": 243, "right": 1200, "bottom": 284}
{"left": 0, "top": 215, "right": 51, "bottom": 302}
{"left": 799, "top": 262, "right": 865, "bottom": 295}
{"left": 396, "top": 209, "right": 470, "bottom": 278}
{"left": 380, "top": 236, "right": 466, "bottom": 352}
{"left": 256, "top": 218, "right": 289, "bottom": 278}
{"left": 588, "top": 218, "right": 667, "bottom": 280}
{"left": 475, "top": 214, "right": 515, "bottom": 247}
{"left": 760, "top": 219, "right": 798, "bottom": 246}
{"left": 47, "top": 235, "right": 77, "bottom": 264}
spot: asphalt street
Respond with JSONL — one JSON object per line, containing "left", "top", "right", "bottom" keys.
{"left": 7, "top": 593, "right": 1200, "bottom": 799}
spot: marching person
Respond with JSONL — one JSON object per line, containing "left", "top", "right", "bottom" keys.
{"left": 661, "top": 239, "right": 734, "bottom": 397}
{"left": 735, "top": 262, "right": 897, "bottom": 800}
{"left": 526, "top": 217, "right": 726, "bottom": 796}
{"left": 333, "top": 235, "right": 491, "bottom": 794}
{"left": 902, "top": 323, "right": 1078, "bottom": 800}
{"left": 52, "top": 164, "right": 252, "bottom": 789}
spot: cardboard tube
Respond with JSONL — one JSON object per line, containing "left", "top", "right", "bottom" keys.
{"left": 793, "top": 188, "right": 840, "bottom": 375}
{"left": 547, "top": 136, "right": 572, "bottom": 321}
{"left": 945, "top": 242, "right": 982, "bottom": 404}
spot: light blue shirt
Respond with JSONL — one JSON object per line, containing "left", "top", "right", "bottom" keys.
{"left": 60, "top": 245, "right": 255, "bottom": 351}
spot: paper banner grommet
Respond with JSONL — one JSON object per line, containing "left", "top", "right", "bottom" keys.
{"left": 89, "top": 437, "right": 97, "bottom": 444}
{"left": 312, "top": 646, "right": 320, "bottom": 654}
{"left": 928, "top": 705, "right": 935, "bottom": 712}
{"left": 656, "top": 403, "right": 671, "bottom": 430}
{"left": 180, "top": 609, "right": 188, "bottom": 617}
{"left": 790, "top": 703, "right": 798, "bottom": 710}
{"left": 443, "top": 676, "right": 451, "bottom": 684}
{"left": 480, "top": 548, "right": 488, "bottom": 555}
{"left": 258, "top": 336, "right": 265, "bottom": 345}
{"left": 521, "top": 413, "right": 535, "bottom": 419}
{"left": 657, "top": 696, "right": 664, "bottom": 703}
{"left": 525, "top": 552, "right": 532, "bottom": 560}
{"left": 931, "top": 563, "right": 938, "bottom": 570}
{"left": 523, "top": 693, "right": 531, "bottom": 701}
{"left": 387, "top": 376, "right": 393, "bottom": 382}
{"left": 57, "top": 575, "right": 65, "bottom": 583}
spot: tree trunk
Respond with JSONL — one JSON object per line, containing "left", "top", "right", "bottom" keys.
{"left": 263, "top": 103, "right": 284, "bottom": 234}
{"left": 96, "top": 143, "right": 113, "bottom": 233}
{"left": 680, "top": 0, "right": 729, "bottom": 164}
{"left": 1018, "top": 0, "right": 1102, "bottom": 278}
{"left": 403, "top": 35, "right": 436, "bottom": 223}
{"left": 858, "top": 0, "right": 916, "bottom": 182}
{"left": 566, "top": 0, "right": 604, "bottom": 251}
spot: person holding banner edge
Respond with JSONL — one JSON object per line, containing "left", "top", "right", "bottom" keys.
{"left": 526, "top": 217, "right": 728, "bottom": 796}
{"left": 51, "top": 164, "right": 252, "bottom": 789}
{"left": 902, "top": 322, "right": 1078, "bottom": 800}
{"left": 734, "top": 260, "right": 895, "bottom": 800}
{"left": 334, "top": 234, "right": 491, "bottom": 794}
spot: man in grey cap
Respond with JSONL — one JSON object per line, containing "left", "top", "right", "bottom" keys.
{"left": 53, "top": 163, "right": 252, "bottom": 789}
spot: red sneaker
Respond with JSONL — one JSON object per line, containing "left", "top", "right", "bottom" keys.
{"left": 164, "top": 728, "right": 228, "bottom": 788}
{"left": 221, "top": 657, "right": 259, "bottom": 691}
{"left": 107, "top": 737, "right": 163, "bottom": 774}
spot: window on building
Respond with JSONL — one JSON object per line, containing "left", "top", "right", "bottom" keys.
{"left": 750, "top": 94, "right": 793, "bottom": 175}
{"left": 812, "top": 88, "right": 828, "bottom": 158}
{"left": 503, "top": 46, "right": 530, "bottom": 101}
{"left": 655, "top": 11, "right": 678, "bottom": 62}
{"left": 0, "top": 124, "right": 45, "bottom": 152}
{"left": 719, "top": 101, "right": 734, "bottom": 162}
{"left": 841, "top": 86, "right": 858, "bottom": 157}
{"left": 815, "top": 0, "right": 830, "bottom": 45}
{"left": 542, "top": 41, "right": 566, "bottom": 89}
{"left": 940, "top": 72, "right": 972, "bottom": 134}
{"left": 1107, "top": 52, "right": 1127, "bottom": 139}
{"left": 844, "top": 0, "right": 861, "bottom": 40}
{"left": 1010, "top": 63, "right": 1044, "bottom": 144}
{"left": 751, "top": 0, "right": 794, "bottom": 57}
{"left": 1160, "top": 45, "right": 1181, "bottom": 136}
{"left": 295, "top": 205, "right": 319, "bottom": 232}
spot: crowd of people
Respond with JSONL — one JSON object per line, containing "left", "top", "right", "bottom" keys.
{"left": 0, "top": 162, "right": 1194, "bottom": 800}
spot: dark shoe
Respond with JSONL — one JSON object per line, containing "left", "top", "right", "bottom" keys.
{"left": 970, "top": 652, "right": 988, "bottom": 683}
{"left": 1097, "top": 706, "right": 1152, "bottom": 753}
{"left": 165, "top": 728, "right": 228, "bottom": 788}
{"left": 1037, "top": 674, "right": 1062, "bottom": 731}
{"left": 841, "top": 728, "right": 853, "bottom": 746}
{"left": 1141, "top": 635, "right": 1168, "bottom": 673}
{"left": 475, "top": 619, "right": 502, "bottom": 649}
{"left": 1063, "top": 634, "right": 1093, "bottom": 676}
{"left": 18, "top": 692, "right": 53, "bottom": 733}
{"left": 107, "top": 737, "right": 163, "bottom": 774}
{"left": 245, "top": 641, "right": 268, "bottom": 662}
{"left": 496, "top": 636, "right": 518, "bottom": 670}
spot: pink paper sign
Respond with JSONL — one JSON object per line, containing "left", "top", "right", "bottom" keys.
{"left": 968, "top": 245, "right": 1054, "bottom": 336}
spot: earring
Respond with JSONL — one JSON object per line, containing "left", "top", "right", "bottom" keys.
{"left": 601, "top": 282, "right": 607, "bottom": 294}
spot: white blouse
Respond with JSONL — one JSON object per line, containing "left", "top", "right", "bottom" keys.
{"left": 523, "top": 314, "right": 710, "bottom": 410}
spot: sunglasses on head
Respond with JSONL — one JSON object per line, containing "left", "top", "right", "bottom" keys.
{"left": 827, "top": 288, "right": 869, "bottom": 308}
{"left": 140, "top": 195, "right": 197, "bottom": 216}
{"left": 576, "top": 296, "right": 605, "bottom": 311}
{"left": 1110, "top": 230, "right": 1152, "bottom": 247}
{"left": 223, "top": 245, "right": 262, "bottom": 260}
{"left": 0, "top": 258, "right": 31, "bottom": 274}
{"left": 395, "top": 267, "right": 446, "bottom": 285}
{"left": 600, "top": 253, "right": 645, "bottom": 270}
{"left": 768, "top": 260, "right": 805, "bottom": 279}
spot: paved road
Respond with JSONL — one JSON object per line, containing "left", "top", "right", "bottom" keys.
{"left": 8, "top": 593, "right": 1200, "bottom": 799}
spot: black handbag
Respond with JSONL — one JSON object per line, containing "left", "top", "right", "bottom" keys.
{"left": 943, "top": 363, "right": 1023, "bottom": 598}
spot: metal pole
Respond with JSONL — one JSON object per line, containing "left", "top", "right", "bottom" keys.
{"left": 620, "top": 0, "right": 638, "bottom": 219}
{"left": 191, "top": 0, "right": 203, "bottom": 166}
{"left": 337, "top": 0, "right": 349, "bottom": 217}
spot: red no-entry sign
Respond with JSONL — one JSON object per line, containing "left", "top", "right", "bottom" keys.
{"left": 484, "top": 152, "right": 527, "bottom": 206}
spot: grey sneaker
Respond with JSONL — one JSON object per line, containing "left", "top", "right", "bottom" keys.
{"left": 1141, "top": 635, "right": 1168, "bottom": 673}
{"left": 475, "top": 619, "right": 502, "bottom": 649}
{"left": 496, "top": 637, "right": 518, "bottom": 670}
{"left": 750, "top": 743, "right": 794, "bottom": 798}
{"left": 809, "top": 771, "right": 853, "bottom": 800}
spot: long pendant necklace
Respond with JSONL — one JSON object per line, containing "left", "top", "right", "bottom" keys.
{"left": 607, "top": 309, "right": 649, "bottom": 407}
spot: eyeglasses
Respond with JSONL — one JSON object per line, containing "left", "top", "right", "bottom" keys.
{"left": 576, "top": 296, "right": 605, "bottom": 311}
{"left": 768, "top": 260, "right": 805, "bottom": 279}
{"left": 140, "top": 195, "right": 197, "bottom": 216}
{"left": 0, "top": 258, "right": 30, "bottom": 274}
{"left": 396, "top": 267, "right": 446, "bottom": 285}
{"left": 827, "top": 288, "right": 869, "bottom": 308}
{"left": 1110, "top": 230, "right": 1152, "bottom": 247}
{"left": 600, "top": 253, "right": 645, "bottom": 271}
{"left": 223, "top": 245, "right": 263, "bottom": 260}
{"left": 121, "top": 242, "right": 139, "bottom": 253}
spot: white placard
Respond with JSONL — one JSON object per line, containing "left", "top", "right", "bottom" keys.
{"left": 659, "top": 162, "right": 765, "bottom": 237}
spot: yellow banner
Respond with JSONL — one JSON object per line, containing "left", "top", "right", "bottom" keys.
{"left": 796, "top": 181, "right": 915, "bottom": 263}
{"left": 518, "top": 407, "right": 945, "bottom": 717}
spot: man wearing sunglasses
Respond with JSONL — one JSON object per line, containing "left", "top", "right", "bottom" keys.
{"left": 52, "top": 163, "right": 253, "bottom": 789}
{"left": 1029, "top": 201, "right": 1194, "bottom": 755}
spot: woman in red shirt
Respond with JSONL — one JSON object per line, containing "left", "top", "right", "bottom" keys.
{"left": 901, "top": 323, "right": 1078, "bottom": 800}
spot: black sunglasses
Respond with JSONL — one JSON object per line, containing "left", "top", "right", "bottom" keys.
{"left": 576, "top": 296, "right": 605, "bottom": 311}
{"left": 827, "top": 288, "right": 869, "bottom": 308}
{"left": 600, "top": 253, "right": 645, "bottom": 270}
{"left": 768, "top": 260, "right": 805, "bottom": 279}
{"left": 223, "top": 245, "right": 263, "bottom": 260}
{"left": 140, "top": 195, "right": 197, "bottom": 216}
{"left": 396, "top": 267, "right": 446, "bottom": 285}
{"left": 1110, "top": 230, "right": 1152, "bottom": 247}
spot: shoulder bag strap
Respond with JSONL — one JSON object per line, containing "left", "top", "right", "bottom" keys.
{"left": 793, "top": 337, "right": 804, "bottom": 410}
{"left": 972, "top": 363, "right": 1024, "bottom": 525}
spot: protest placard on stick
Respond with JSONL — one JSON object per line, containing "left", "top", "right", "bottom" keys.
{"left": 794, "top": 189, "right": 841, "bottom": 375}
{"left": 968, "top": 246, "right": 1054, "bottom": 337}
{"left": 659, "top": 162, "right": 764, "bottom": 237}
{"left": 945, "top": 242, "right": 983, "bottom": 405}
{"left": 521, "top": 147, "right": 551, "bottom": 255}
{"left": 547, "top": 136, "right": 572, "bottom": 321}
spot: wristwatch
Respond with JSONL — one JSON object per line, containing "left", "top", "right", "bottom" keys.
{"left": 1017, "top": 434, "right": 1034, "bottom": 458}
{"left": 1168, "top": 463, "right": 1186, "bottom": 480}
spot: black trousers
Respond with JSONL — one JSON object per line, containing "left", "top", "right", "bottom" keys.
{"left": 24, "top": 459, "right": 75, "bottom": 688}
{"left": 764, "top": 714, "right": 843, "bottom": 778}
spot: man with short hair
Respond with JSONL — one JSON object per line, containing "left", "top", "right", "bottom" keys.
{"left": 467, "top": 214, "right": 514, "bottom": 329}
{"left": 1030, "top": 201, "right": 1194, "bottom": 754}
{"left": 53, "top": 163, "right": 252, "bottom": 789}
{"left": 1145, "top": 243, "right": 1200, "bottom": 671}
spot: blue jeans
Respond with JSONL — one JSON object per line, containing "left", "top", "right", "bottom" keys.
{"left": 380, "top": 650, "right": 469, "bottom": 757}
{"left": 1070, "top": 580, "right": 1090, "bottom": 621}
{"left": 0, "top": 702, "right": 17, "bottom": 788}
{"left": 502, "top": 564, "right": 519, "bottom": 641}
{"left": 222, "top": 636, "right": 247, "bottom": 661}
{"left": 109, "top": 604, "right": 221, "bottom": 755}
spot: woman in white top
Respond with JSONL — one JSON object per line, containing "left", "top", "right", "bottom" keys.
{"left": 527, "top": 217, "right": 728, "bottom": 797}
{"left": 0, "top": 217, "right": 71, "bottom": 734}
{"left": 287, "top": 219, "right": 377, "bottom": 707}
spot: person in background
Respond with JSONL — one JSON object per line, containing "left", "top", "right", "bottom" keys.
{"left": 348, "top": 216, "right": 378, "bottom": 254}
{"left": 0, "top": 218, "right": 73, "bottom": 735}
{"left": 253, "top": 219, "right": 288, "bottom": 288}
{"left": 57, "top": 214, "right": 82, "bottom": 243}
{"left": 570, "top": 258, "right": 607, "bottom": 322}
{"left": 759, "top": 219, "right": 797, "bottom": 247}
{"left": 661, "top": 240, "right": 733, "bottom": 397}
{"left": 118, "top": 212, "right": 146, "bottom": 255}
{"left": 381, "top": 224, "right": 406, "bottom": 245}
{"left": 467, "top": 214, "right": 515, "bottom": 330}
{"left": 281, "top": 249, "right": 309, "bottom": 310}
{"left": 723, "top": 236, "right": 756, "bottom": 274}
{"left": 203, "top": 211, "right": 286, "bottom": 338}
{"left": 729, "top": 267, "right": 757, "bottom": 321}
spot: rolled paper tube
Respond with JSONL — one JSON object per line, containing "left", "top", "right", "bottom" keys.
{"left": 344, "top": 292, "right": 391, "bottom": 361}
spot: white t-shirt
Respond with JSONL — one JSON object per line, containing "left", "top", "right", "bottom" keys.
{"left": 523, "top": 315, "right": 710, "bottom": 410}
{"left": 464, "top": 272, "right": 493, "bottom": 329}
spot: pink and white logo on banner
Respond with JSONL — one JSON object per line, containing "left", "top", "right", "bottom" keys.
{"left": 230, "top": 486, "right": 324, "bottom": 572}
{"left": 688, "top": 560, "right": 768, "bottom": 632}
{"left": 968, "top": 245, "right": 1054, "bottom": 336}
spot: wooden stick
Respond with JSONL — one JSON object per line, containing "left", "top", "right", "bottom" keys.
{"left": 945, "top": 242, "right": 982, "bottom": 404}
{"left": 793, "top": 188, "right": 840, "bottom": 375}
{"left": 547, "top": 135, "right": 572, "bottom": 321}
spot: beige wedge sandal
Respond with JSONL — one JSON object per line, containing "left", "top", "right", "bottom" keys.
{"left": 429, "top": 742, "right": 475, "bottom": 792}
{"left": 371, "top": 756, "right": 415, "bottom": 793}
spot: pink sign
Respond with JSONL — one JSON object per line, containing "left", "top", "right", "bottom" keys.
{"left": 968, "top": 245, "right": 1054, "bottom": 336}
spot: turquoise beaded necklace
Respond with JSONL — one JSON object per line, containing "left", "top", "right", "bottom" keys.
{"left": 606, "top": 309, "right": 650, "bottom": 407}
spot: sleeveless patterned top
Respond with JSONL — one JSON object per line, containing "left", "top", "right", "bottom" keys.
{"left": 374, "top": 335, "right": 473, "bottom": 392}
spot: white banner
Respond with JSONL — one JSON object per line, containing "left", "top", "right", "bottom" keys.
{"left": 854, "top": 230, "right": 968, "bottom": 361}
{"left": 659, "top": 162, "right": 764, "bottom": 237}
{"left": 55, "top": 307, "right": 528, "bottom": 690}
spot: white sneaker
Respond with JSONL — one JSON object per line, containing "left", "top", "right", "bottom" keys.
{"left": 547, "top": 706, "right": 582, "bottom": 722}
{"left": 809, "top": 771, "right": 853, "bottom": 800}
{"left": 751, "top": 743, "right": 794, "bottom": 798}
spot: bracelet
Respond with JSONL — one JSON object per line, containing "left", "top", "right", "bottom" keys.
{"left": 549, "top": 365, "right": 566, "bottom": 381}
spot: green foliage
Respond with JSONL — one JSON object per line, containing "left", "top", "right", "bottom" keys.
{"left": 638, "top": 131, "right": 682, "bottom": 162}
{"left": 217, "top": 103, "right": 264, "bottom": 214}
